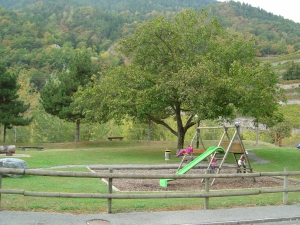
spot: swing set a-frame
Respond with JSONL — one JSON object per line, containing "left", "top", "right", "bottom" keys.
{"left": 190, "top": 122, "right": 255, "bottom": 185}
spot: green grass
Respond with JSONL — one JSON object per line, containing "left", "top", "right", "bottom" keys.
{"left": 0, "top": 140, "right": 300, "bottom": 213}
{"left": 251, "top": 148, "right": 300, "bottom": 181}
{"left": 13, "top": 140, "right": 182, "bottom": 168}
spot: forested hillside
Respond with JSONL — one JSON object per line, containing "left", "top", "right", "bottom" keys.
{"left": 1, "top": 0, "right": 300, "bottom": 74}
{"left": 1, "top": 0, "right": 300, "bottom": 144}
{"left": 210, "top": 1, "right": 300, "bottom": 55}
{"left": 0, "top": 0, "right": 217, "bottom": 13}
{"left": 0, "top": 0, "right": 220, "bottom": 91}
{"left": 0, "top": 0, "right": 299, "bottom": 89}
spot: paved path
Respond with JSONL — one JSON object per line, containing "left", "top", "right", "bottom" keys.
{"left": 1, "top": 204, "right": 300, "bottom": 225}
{"left": 246, "top": 150, "right": 270, "bottom": 164}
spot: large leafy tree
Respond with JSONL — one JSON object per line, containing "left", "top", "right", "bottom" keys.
{"left": 40, "top": 51, "right": 93, "bottom": 142}
{"left": 0, "top": 64, "right": 32, "bottom": 142}
{"left": 79, "top": 9, "right": 283, "bottom": 150}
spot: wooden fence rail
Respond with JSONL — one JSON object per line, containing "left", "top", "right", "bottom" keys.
{"left": 0, "top": 166, "right": 300, "bottom": 213}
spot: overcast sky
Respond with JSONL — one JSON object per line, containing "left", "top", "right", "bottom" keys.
{"left": 219, "top": 0, "right": 300, "bottom": 23}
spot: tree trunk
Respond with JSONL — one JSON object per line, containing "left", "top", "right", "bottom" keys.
{"left": 147, "top": 121, "right": 151, "bottom": 141}
{"left": 3, "top": 125, "right": 6, "bottom": 143}
{"left": 176, "top": 119, "right": 197, "bottom": 152}
{"left": 196, "top": 126, "right": 200, "bottom": 148}
{"left": 75, "top": 120, "right": 80, "bottom": 142}
{"left": 255, "top": 126, "right": 259, "bottom": 146}
{"left": 177, "top": 127, "right": 185, "bottom": 153}
{"left": 148, "top": 108, "right": 195, "bottom": 152}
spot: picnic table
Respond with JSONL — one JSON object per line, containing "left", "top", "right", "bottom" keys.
{"left": 18, "top": 146, "right": 44, "bottom": 151}
{"left": 107, "top": 137, "right": 124, "bottom": 141}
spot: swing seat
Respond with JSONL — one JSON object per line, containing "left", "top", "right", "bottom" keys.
{"left": 181, "top": 149, "right": 205, "bottom": 162}
{"left": 191, "top": 149, "right": 205, "bottom": 155}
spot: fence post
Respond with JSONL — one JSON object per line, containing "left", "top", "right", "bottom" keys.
{"left": 107, "top": 168, "right": 113, "bottom": 214}
{"left": 283, "top": 167, "right": 289, "bottom": 205}
{"left": 0, "top": 162, "right": 2, "bottom": 209}
{"left": 204, "top": 169, "right": 210, "bottom": 210}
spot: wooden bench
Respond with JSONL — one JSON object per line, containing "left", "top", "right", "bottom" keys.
{"left": 107, "top": 137, "right": 124, "bottom": 141}
{"left": 0, "top": 145, "right": 15, "bottom": 156}
{"left": 19, "top": 146, "right": 44, "bottom": 151}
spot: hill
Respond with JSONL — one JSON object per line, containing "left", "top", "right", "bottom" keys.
{"left": 0, "top": 0, "right": 217, "bottom": 13}
{"left": 1, "top": 0, "right": 300, "bottom": 57}
{"left": 0, "top": 0, "right": 299, "bottom": 90}
{"left": 209, "top": 1, "right": 300, "bottom": 56}
{"left": 1, "top": 0, "right": 300, "bottom": 91}
{"left": 1, "top": 0, "right": 300, "bottom": 144}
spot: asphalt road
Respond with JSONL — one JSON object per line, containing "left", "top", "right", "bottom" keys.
{"left": 1, "top": 203, "right": 300, "bottom": 225}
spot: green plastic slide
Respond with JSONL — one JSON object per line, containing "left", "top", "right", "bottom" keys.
{"left": 159, "top": 146, "right": 225, "bottom": 187}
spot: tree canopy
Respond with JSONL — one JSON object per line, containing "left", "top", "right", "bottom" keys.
{"left": 76, "top": 9, "right": 284, "bottom": 149}
{"left": 282, "top": 61, "right": 300, "bottom": 80}
{"left": 40, "top": 51, "right": 94, "bottom": 141}
{"left": 0, "top": 64, "right": 31, "bottom": 142}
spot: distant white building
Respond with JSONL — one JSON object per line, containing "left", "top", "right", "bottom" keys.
{"left": 51, "top": 44, "right": 61, "bottom": 49}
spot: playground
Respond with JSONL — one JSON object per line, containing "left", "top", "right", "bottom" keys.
{"left": 96, "top": 162, "right": 300, "bottom": 192}
{"left": 1, "top": 136, "right": 300, "bottom": 213}
{"left": 158, "top": 123, "right": 255, "bottom": 188}
{"left": 97, "top": 123, "right": 300, "bottom": 192}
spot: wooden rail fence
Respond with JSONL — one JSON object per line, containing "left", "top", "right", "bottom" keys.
{"left": 0, "top": 165, "right": 300, "bottom": 213}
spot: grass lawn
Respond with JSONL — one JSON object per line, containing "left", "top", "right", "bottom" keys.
{"left": 0, "top": 140, "right": 300, "bottom": 213}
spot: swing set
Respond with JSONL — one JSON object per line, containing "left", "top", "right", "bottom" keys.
{"left": 183, "top": 123, "right": 254, "bottom": 185}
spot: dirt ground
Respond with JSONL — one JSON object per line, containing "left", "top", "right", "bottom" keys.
{"left": 96, "top": 168, "right": 299, "bottom": 192}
